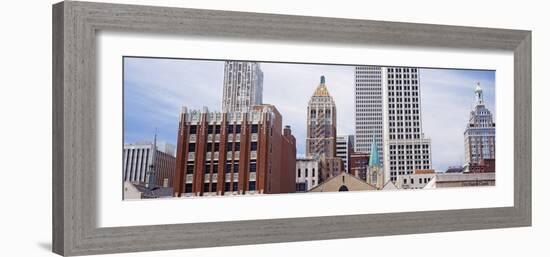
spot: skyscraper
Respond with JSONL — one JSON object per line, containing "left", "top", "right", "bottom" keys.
{"left": 354, "top": 66, "right": 432, "bottom": 183}
{"left": 222, "top": 61, "right": 264, "bottom": 113}
{"left": 464, "top": 82, "right": 496, "bottom": 165}
{"left": 306, "top": 76, "right": 343, "bottom": 180}
{"left": 336, "top": 135, "right": 354, "bottom": 173}
{"left": 306, "top": 76, "right": 337, "bottom": 159}
{"left": 354, "top": 66, "right": 384, "bottom": 161}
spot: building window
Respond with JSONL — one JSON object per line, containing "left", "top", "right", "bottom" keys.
{"left": 204, "top": 165, "right": 211, "bottom": 174}
{"left": 233, "top": 163, "right": 239, "bottom": 173}
{"left": 185, "top": 183, "right": 192, "bottom": 193}
{"left": 235, "top": 125, "right": 241, "bottom": 134}
{"left": 249, "top": 163, "right": 256, "bottom": 173}
{"left": 189, "top": 125, "right": 197, "bottom": 134}
{"left": 186, "top": 165, "right": 194, "bottom": 174}
{"left": 234, "top": 142, "right": 240, "bottom": 151}
{"left": 203, "top": 183, "right": 209, "bottom": 192}
{"left": 211, "top": 183, "right": 217, "bottom": 192}
{"left": 298, "top": 168, "right": 301, "bottom": 177}
{"left": 233, "top": 182, "right": 238, "bottom": 191}
{"left": 224, "top": 182, "right": 231, "bottom": 192}
{"left": 248, "top": 181, "right": 256, "bottom": 191}
{"left": 213, "top": 164, "right": 219, "bottom": 174}
{"left": 227, "top": 125, "right": 234, "bottom": 134}
{"left": 312, "top": 168, "right": 315, "bottom": 177}
{"left": 188, "top": 143, "right": 196, "bottom": 152}
{"left": 251, "top": 142, "right": 258, "bottom": 151}
{"left": 251, "top": 124, "right": 258, "bottom": 133}
{"left": 305, "top": 168, "right": 308, "bottom": 177}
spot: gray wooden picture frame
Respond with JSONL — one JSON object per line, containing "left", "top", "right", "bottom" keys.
{"left": 52, "top": 1, "right": 531, "bottom": 256}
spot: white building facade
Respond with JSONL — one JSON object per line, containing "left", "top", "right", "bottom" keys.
{"left": 222, "top": 61, "right": 264, "bottom": 113}
{"left": 295, "top": 158, "right": 320, "bottom": 192}
{"left": 464, "top": 82, "right": 496, "bottom": 165}
{"left": 336, "top": 135, "right": 354, "bottom": 173}
{"left": 354, "top": 66, "right": 384, "bottom": 160}
{"left": 355, "top": 66, "right": 432, "bottom": 183}
{"left": 396, "top": 173, "right": 436, "bottom": 189}
{"left": 123, "top": 142, "right": 176, "bottom": 188}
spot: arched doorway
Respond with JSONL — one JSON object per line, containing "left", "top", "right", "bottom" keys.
{"left": 338, "top": 185, "right": 349, "bottom": 192}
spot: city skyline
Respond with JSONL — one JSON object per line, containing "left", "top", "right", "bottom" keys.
{"left": 124, "top": 57, "right": 495, "bottom": 172}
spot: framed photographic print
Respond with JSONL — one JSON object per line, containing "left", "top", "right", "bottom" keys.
{"left": 52, "top": 1, "right": 531, "bottom": 256}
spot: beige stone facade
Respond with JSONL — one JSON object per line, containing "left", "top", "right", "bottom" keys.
{"left": 308, "top": 172, "right": 376, "bottom": 192}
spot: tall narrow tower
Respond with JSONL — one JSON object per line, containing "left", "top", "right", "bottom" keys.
{"left": 464, "top": 82, "right": 496, "bottom": 165}
{"left": 306, "top": 76, "right": 343, "bottom": 181}
{"left": 222, "top": 61, "right": 264, "bottom": 113}
{"left": 354, "top": 66, "right": 384, "bottom": 162}
{"left": 306, "top": 76, "right": 337, "bottom": 159}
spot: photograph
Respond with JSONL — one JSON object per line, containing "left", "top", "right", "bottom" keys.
{"left": 122, "top": 57, "right": 496, "bottom": 200}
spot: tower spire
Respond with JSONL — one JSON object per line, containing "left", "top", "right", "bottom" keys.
{"left": 146, "top": 129, "right": 158, "bottom": 189}
{"left": 475, "top": 82, "right": 484, "bottom": 105}
{"left": 313, "top": 75, "right": 330, "bottom": 97}
{"left": 369, "top": 133, "right": 380, "bottom": 166}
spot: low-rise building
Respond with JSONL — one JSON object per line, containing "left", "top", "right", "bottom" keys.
{"left": 308, "top": 172, "right": 376, "bottom": 192}
{"left": 396, "top": 169, "right": 435, "bottom": 189}
{"left": 123, "top": 141, "right": 176, "bottom": 188}
{"left": 424, "top": 172, "right": 495, "bottom": 189}
{"left": 349, "top": 152, "right": 369, "bottom": 180}
{"left": 467, "top": 158, "right": 495, "bottom": 173}
{"left": 296, "top": 158, "right": 320, "bottom": 192}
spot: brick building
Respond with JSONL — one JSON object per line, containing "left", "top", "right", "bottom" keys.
{"left": 468, "top": 158, "right": 495, "bottom": 173}
{"left": 349, "top": 151, "right": 369, "bottom": 180}
{"left": 173, "top": 104, "right": 296, "bottom": 197}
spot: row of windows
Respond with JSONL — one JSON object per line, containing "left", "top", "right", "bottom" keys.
{"left": 297, "top": 168, "right": 316, "bottom": 178}
{"left": 388, "top": 103, "right": 420, "bottom": 109}
{"left": 389, "top": 166, "right": 430, "bottom": 174}
{"left": 189, "top": 124, "right": 260, "bottom": 135}
{"left": 389, "top": 86, "right": 418, "bottom": 91}
{"left": 184, "top": 181, "right": 257, "bottom": 193}
{"left": 390, "top": 144, "right": 430, "bottom": 150}
{"left": 387, "top": 68, "right": 417, "bottom": 73}
{"left": 185, "top": 161, "right": 256, "bottom": 175}
{"left": 403, "top": 177, "right": 430, "bottom": 185}
{"left": 388, "top": 97, "right": 419, "bottom": 103}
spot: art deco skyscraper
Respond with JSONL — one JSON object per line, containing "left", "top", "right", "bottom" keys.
{"left": 306, "top": 76, "right": 337, "bottom": 159}
{"left": 222, "top": 61, "right": 264, "bottom": 113}
{"left": 464, "top": 82, "right": 496, "bottom": 165}
{"left": 306, "top": 76, "right": 343, "bottom": 180}
{"left": 355, "top": 66, "right": 432, "bottom": 183}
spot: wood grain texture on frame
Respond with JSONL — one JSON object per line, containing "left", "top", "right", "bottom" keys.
{"left": 52, "top": 1, "right": 531, "bottom": 256}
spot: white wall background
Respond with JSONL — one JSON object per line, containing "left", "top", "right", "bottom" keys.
{"left": 0, "top": 0, "right": 547, "bottom": 256}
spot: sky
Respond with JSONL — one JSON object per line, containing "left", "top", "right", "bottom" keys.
{"left": 123, "top": 57, "right": 495, "bottom": 172}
